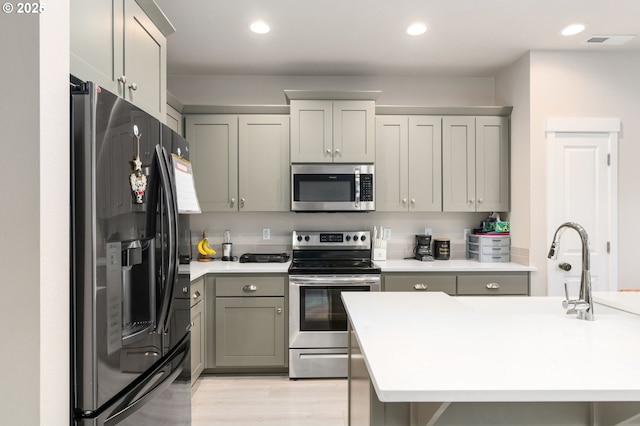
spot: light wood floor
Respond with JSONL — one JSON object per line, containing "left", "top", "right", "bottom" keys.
{"left": 191, "top": 375, "right": 349, "bottom": 425}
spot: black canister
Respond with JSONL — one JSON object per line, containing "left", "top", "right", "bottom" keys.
{"left": 434, "top": 238, "right": 450, "bottom": 260}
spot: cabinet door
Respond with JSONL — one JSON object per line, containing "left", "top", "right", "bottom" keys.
{"left": 70, "top": 0, "right": 121, "bottom": 94}
{"left": 190, "top": 299, "right": 204, "bottom": 384}
{"left": 123, "top": 0, "right": 167, "bottom": 120}
{"left": 185, "top": 115, "right": 239, "bottom": 212}
{"left": 476, "top": 116, "right": 509, "bottom": 212}
{"left": 290, "top": 100, "right": 333, "bottom": 163}
{"left": 215, "top": 297, "right": 286, "bottom": 367}
{"left": 442, "top": 116, "right": 476, "bottom": 212}
{"left": 408, "top": 116, "right": 442, "bottom": 211}
{"left": 375, "top": 116, "right": 408, "bottom": 211}
{"left": 333, "top": 101, "right": 375, "bottom": 163}
{"left": 238, "top": 115, "right": 290, "bottom": 211}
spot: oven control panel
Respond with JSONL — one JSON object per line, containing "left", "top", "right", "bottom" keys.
{"left": 292, "top": 231, "right": 371, "bottom": 249}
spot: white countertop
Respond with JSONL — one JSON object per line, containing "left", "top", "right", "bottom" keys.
{"left": 594, "top": 291, "right": 640, "bottom": 315}
{"left": 374, "top": 259, "right": 535, "bottom": 272}
{"left": 190, "top": 260, "right": 291, "bottom": 280}
{"left": 189, "top": 258, "right": 534, "bottom": 280}
{"left": 343, "top": 292, "right": 640, "bottom": 403}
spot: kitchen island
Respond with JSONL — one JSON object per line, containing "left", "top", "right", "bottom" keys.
{"left": 344, "top": 292, "right": 640, "bottom": 426}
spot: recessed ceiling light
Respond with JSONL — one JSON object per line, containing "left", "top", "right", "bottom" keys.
{"left": 560, "top": 23, "right": 586, "bottom": 36}
{"left": 407, "top": 22, "right": 427, "bottom": 36}
{"left": 249, "top": 20, "right": 270, "bottom": 34}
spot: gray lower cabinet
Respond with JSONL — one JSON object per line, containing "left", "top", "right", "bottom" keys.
{"left": 383, "top": 273, "right": 456, "bottom": 294}
{"left": 456, "top": 273, "right": 529, "bottom": 296}
{"left": 205, "top": 274, "right": 288, "bottom": 371}
{"left": 383, "top": 272, "right": 529, "bottom": 296}
{"left": 190, "top": 277, "right": 205, "bottom": 385}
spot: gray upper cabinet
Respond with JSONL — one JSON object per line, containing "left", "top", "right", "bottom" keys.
{"left": 238, "top": 115, "right": 290, "bottom": 211}
{"left": 186, "top": 115, "right": 238, "bottom": 212}
{"left": 70, "top": 0, "right": 170, "bottom": 121}
{"left": 375, "top": 116, "right": 442, "bottom": 212}
{"left": 290, "top": 100, "right": 375, "bottom": 163}
{"left": 442, "top": 116, "right": 509, "bottom": 212}
{"left": 185, "top": 114, "right": 290, "bottom": 212}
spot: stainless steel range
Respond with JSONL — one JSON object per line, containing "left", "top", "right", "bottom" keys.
{"left": 288, "top": 231, "right": 381, "bottom": 379}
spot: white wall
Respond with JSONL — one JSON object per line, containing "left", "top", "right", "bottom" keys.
{"left": 528, "top": 51, "right": 640, "bottom": 293}
{"left": 495, "top": 54, "right": 533, "bottom": 275}
{"left": 0, "top": 3, "right": 70, "bottom": 424}
{"left": 168, "top": 74, "right": 495, "bottom": 106}
{"left": 189, "top": 211, "right": 487, "bottom": 261}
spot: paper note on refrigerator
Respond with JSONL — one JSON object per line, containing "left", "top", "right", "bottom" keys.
{"left": 171, "top": 154, "right": 202, "bottom": 214}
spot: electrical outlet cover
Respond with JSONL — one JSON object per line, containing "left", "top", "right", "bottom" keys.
{"left": 262, "top": 228, "right": 270, "bottom": 240}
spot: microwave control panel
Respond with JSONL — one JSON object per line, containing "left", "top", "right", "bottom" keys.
{"left": 360, "top": 174, "right": 373, "bottom": 201}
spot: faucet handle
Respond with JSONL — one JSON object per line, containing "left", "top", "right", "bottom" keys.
{"left": 562, "top": 282, "right": 589, "bottom": 313}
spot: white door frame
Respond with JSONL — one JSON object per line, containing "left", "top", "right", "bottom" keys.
{"left": 545, "top": 117, "right": 619, "bottom": 294}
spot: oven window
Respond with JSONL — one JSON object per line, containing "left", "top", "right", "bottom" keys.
{"left": 299, "top": 286, "right": 369, "bottom": 331}
{"left": 294, "top": 174, "right": 355, "bottom": 202}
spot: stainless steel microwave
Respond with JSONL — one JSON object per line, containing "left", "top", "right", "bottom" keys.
{"left": 291, "top": 164, "right": 375, "bottom": 212}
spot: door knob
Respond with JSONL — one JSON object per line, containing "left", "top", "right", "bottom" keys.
{"left": 559, "top": 262, "right": 572, "bottom": 271}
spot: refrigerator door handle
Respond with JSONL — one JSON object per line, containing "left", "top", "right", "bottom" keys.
{"left": 153, "top": 145, "right": 179, "bottom": 334}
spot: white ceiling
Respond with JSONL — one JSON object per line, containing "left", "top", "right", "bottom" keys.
{"left": 154, "top": 0, "right": 640, "bottom": 77}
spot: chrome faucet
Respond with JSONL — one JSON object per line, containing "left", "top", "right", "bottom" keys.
{"left": 547, "top": 222, "right": 594, "bottom": 321}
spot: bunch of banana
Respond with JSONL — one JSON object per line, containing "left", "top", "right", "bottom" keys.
{"left": 197, "top": 232, "right": 216, "bottom": 259}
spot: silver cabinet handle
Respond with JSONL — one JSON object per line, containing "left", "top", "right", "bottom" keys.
{"left": 182, "top": 286, "right": 189, "bottom": 294}
{"left": 410, "top": 199, "right": 416, "bottom": 205}
{"left": 326, "top": 148, "right": 332, "bottom": 154}
{"left": 277, "top": 308, "right": 283, "bottom": 314}
{"left": 118, "top": 75, "right": 127, "bottom": 84}
{"left": 240, "top": 198, "right": 245, "bottom": 208}
{"left": 128, "top": 82, "right": 138, "bottom": 91}
{"left": 486, "top": 283, "right": 500, "bottom": 290}
{"left": 230, "top": 197, "right": 236, "bottom": 207}
{"left": 243, "top": 284, "right": 257, "bottom": 292}
{"left": 478, "top": 198, "right": 483, "bottom": 204}
{"left": 414, "top": 283, "right": 428, "bottom": 290}
{"left": 469, "top": 198, "right": 475, "bottom": 204}
{"left": 335, "top": 148, "right": 340, "bottom": 155}
{"left": 193, "top": 291, "right": 201, "bottom": 299}
{"left": 402, "top": 198, "right": 407, "bottom": 205}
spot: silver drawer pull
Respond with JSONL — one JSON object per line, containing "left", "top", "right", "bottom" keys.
{"left": 243, "top": 284, "right": 258, "bottom": 292}
{"left": 486, "top": 283, "right": 500, "bottom": 290}
{"left": 277, "top": 308, "right": 283, "bottom": 314}
{"left": 193, "top": 291, "right": 201, "bottom": 299}
{"left": 414, "top": 283, "right": 428, "bottom": 290}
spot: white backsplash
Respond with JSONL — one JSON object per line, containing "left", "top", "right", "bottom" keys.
{"left": 189, "top": 211, "right": 489, "bottom": 261}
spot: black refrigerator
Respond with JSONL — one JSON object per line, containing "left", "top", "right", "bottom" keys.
{"left": 70, "top": 79, "right": 196, "bottom": 425}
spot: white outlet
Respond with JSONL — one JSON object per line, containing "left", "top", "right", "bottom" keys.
{"left": 384, "top": 228, "right": 392, "bottom": 240}
{"left": 262, "top": 228, "right": 270, "bottom": 240}
{"left": 424, "top": 228, "right": 432, "bottom": 235}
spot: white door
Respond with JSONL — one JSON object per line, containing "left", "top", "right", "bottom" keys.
{"left": 546, "top": 118, "right": 619, "bottom": 297}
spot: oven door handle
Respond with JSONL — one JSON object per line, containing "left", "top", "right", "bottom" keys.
{"left": 289, "top": 275, "right": 381, "bottom": 285}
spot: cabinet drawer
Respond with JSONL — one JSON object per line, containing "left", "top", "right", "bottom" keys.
{"left": 384, "top": 274, "right": 456, "bottom": 295}
{"left": 216, "top": 276, "right": 285, "bottom": 297}
{"left": 191, "top": 277, "right": 204, "bottom": 307}
{"left": 457, "top": 274, "right": 528, "bottom": 295}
